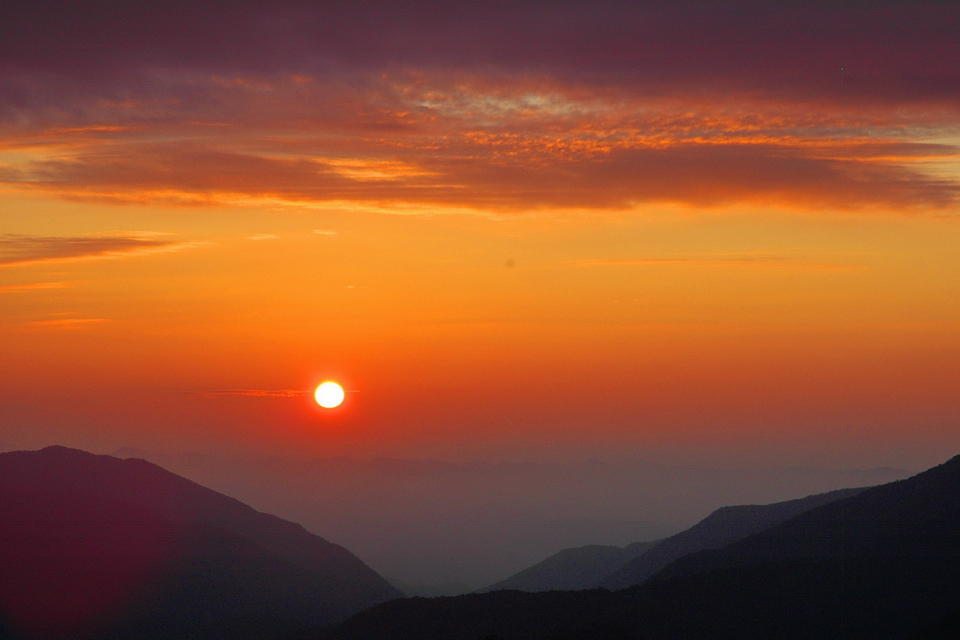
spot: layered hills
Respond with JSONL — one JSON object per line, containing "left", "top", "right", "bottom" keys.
{"left": 0, "top": 446, "right": 401, "bottom": 640}
{"left": 479, "top": 540, "right": 660, "bottom": 593}
{"left": 7, "top": 445, "right": 958, "bottom": 640}
{"left": 307, "top": 454, "right": 960, "bottom": 640}
{"left": 600, "top": 486, "right": 865, "bottom": 590}
{"left": 482, "top": 487, "right": 863, "bottom": 594}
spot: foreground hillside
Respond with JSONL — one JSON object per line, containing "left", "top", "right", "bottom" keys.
{"left": 0, "top": 447, "right": 401, "bottom": 640}
{"left": 304, "top": 454, "right": 960, "bottom": 640}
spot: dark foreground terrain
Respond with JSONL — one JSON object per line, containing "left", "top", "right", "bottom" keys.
{"left": 298, "top": 454, "right": 960, "bottom": 640}
{"left": 5, "top": 446, "right": 960, "bottom": 640}
{"left": 0, "top": 447, "right": 401, "bottom": 640}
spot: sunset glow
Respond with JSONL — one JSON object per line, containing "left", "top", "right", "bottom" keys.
{"left": 3, "top": 0, "right": 960, "bottom": 590}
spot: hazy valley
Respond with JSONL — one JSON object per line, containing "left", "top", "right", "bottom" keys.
{"left": 1, "top": 446, "right": 956, "bottom": 639}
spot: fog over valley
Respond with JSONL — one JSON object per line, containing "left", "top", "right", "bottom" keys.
{"left": 104, "top": 448, "right": 909, "bottom": 589}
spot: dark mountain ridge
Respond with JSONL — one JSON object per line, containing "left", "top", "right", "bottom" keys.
{"left": 0, "top": 446, "right": 401, "bottom": 640}
{"left": 306, "top": 453, "right": 960, "bottom": 640}
{"left": 480, "top": 486, "right": 863, "bottom": 595}
{"left": 657, "top": 453, "right": 960, "bottom": 581}
{"left": 600, "top": 486, "right": 865, "bottom": 589}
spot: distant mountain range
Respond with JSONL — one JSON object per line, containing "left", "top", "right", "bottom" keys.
{"left": 0, "top": 446, "right": 401, "bottom": 640}
{"left": 480, "top": 487, "right": 863, "bottom": 594}
{"left": 477, "top": 488, "right": 863, "bottom": 593}
{"left": 478, "top": 540, "right": 660, "bottom": 593}
{"left": 600, "top": 486, "right": 865, "bottom": 590}
{"left": 303, "top": 453, "right": 960, "bottom": 640}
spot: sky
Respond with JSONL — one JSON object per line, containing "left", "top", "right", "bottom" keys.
{"left": 2, "top": 0, "right": 960, "bottom": 587}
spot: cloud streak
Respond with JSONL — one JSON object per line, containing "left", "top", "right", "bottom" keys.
{"left": 575, "top": 255, "right": 862, "bottom": 270}
{"left": 0, "top": 281, "right": 68, "bottom": 293}
{"left": 192, "top": 389, "right": 309, "bottom": 398}
{"left": 4, "top": 135, "right": 956, "bottom": 212}
{"left": 0, "top": 234, "right": 205, "bottom": 267}
{"left": 19, "top": 318, "right": 109, "bottom": 330}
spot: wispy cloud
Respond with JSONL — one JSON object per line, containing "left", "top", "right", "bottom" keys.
{"left": 246, "top": 234, "right": 279, "bottom": 240}
{"left": 192, "top": 389, "right": 308, "bottom": 398}
{"left": 313, "top": 229, "right": 338, "bottom": 236}
{"left": 0, "top": 234, "right": 206, "bottom": 267}
{"left": 20, "top": 318, "right": 109, "bottom": 329}
{"left": 575, "top": 255, "right": 862, "bottom": 270}
{"left": 0, "top": 281, "right": 68, "bottom": 293}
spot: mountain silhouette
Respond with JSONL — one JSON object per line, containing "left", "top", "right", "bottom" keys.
{"left": 481, "top": 487, "right": 863, "bottom": 595}
{"left": 0, "top": 446, "right": 401, "bottom": 640}
{"left": 600, "top": 486, "right": 865, "bottom": 589}
{"left": 479, "top": 540, "right": 659, "bottom": 593}
{"left": 304, "top": 453, "right": 960, "bottom": 640}
{"left": 910, "top": 603, "right": 960, "bottom": 639}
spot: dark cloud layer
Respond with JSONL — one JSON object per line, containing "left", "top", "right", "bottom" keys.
{"left": 1, "top": 1, "right": 958, "bottom": 213}
{"left": 3, "top": 1, "right": 960, "bottom": 103}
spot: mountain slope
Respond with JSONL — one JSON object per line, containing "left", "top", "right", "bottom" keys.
{"left": 306, "top": 453, "right": 960, "bottom": 640}
{"left": 600, "top": 486, "right": 865, "bottom": 589}
{"left": 911, "top": 604, "right": 960, "bottom": 640}
{"left": 655, "top": 454, "right": 960, "bottom": 582}
{"left": 479, "top": 540, "right": 659, "bottom": 593}
{"left": 0, "top": 446, "right": 401, "bottom": 640}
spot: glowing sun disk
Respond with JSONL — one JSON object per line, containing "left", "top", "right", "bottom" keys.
{"left": 314, "top": 381, "right": 345, "bottom": 408}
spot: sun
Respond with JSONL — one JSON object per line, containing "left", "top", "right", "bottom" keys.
{"left": 314, "top": 381, "right": 345, "bottom": 408}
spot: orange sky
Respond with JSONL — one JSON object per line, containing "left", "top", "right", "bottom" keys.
{"left": 3, "top": 0, "right": 960, "bottom": 474}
